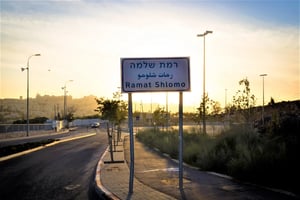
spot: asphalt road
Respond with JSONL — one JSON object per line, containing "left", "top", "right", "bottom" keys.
{"left": 0, "top": 130, "right": 107, "bottom": 200}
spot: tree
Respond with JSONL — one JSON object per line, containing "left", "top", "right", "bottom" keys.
{"left": 94, "top": 97, "right": 127, "bottom": 126}
{"left": 113, "top": 90, "right": 122, "bottom": 100}
{"left": 268, "top": 97, "right": 275, "bottom": 106}
{"left": 95, "top": 97, "right": 127, "bottom": 146}
{"left": 66, "top": 106, "right": 76, "bottom": 122}
{"left": 191, "top": 111, "right": 202, "bottom": 125}
{"left": 211, "top": 100, "right": 222, "bottom": 116}
{"left": 152, "top": 107, "right": 167, "bottom": 128}
{"left": 116, "top": 100, "right": 127, "bottom": 125}
{"left": 196, "top": 94, "right": 222, "bottom": 119}
{"left": 232, "top": 78, "right": 256, "bottom": 123}
{"left": 197, "top": 93, "right": 209, "bottom": 119}
{"left": 95, "top": 98, "right": 118, "bottom": 123}
{"left": 225, "top": 103, "right": 237, "bottom": 115}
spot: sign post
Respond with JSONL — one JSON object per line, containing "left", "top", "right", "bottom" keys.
{"left": 128, "top": 92, "right": 134, "bottom": 194}
{"left": 179, "top": 91, "right": 183, "bottom": 190}
{"left": 121, "top": 57, "right": 190, "bottom": 193}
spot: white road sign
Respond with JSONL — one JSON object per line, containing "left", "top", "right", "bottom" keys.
{"left": 121, "top": 57, "right": 190, "bottom": 92}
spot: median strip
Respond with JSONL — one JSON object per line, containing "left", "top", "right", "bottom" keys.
{"left": 0, "top": 133, "right": 96, "bottom": 162}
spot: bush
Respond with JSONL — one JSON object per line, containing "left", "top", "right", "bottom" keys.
{"left": 136, "top": 123, "right": 299, "bottom": 194}
{"left": 136, "top": 128, "right": 179, "bottom": 157}
{"left": 183, "top": 133, "right": 214, "bottom": 166}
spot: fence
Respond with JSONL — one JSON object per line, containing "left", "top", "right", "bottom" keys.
{"left": 0, "top": 124, "right": 56, "bottom": 139}
{"left": 0, "top": 124, "right": 54, "bottom": 133}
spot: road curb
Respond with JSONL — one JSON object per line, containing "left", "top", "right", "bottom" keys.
{"left": 94, "top": 146, "right": 120, "bottom": 200}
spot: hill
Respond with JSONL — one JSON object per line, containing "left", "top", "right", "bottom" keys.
{"left": 0, "top": 95, "right": 98, "bottom": 123}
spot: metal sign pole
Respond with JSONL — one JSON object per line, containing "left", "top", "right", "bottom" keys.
{"left": 128, "top": 93, "right": 134, "bottom": 194}
{"left": 179, "top": 91, "right": 183, "bottom": 190}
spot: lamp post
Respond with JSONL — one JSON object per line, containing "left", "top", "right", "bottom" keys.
{"left": 197, "top": 30, "right": 213, "bottom": 134}
{"left": 260, "top": 74, "right": 267, "bottom": 126}
{"left": 61, "top": 80, "right": 73, "bottom": 121}
{"left": 21, "top": 54, "right": 41, "bottom": 137}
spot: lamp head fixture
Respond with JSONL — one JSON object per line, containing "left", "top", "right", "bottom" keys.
{"left": 197, "top": 30, "right": 213, "bottom": 37}
{"left": 21, "top": 67, "right": 28, "bottom": 72}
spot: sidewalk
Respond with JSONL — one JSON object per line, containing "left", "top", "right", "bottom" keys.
{"left": 95, "top": 134, "right": 299, "bottom": 200}
{"left": 95, "top": 135, "right": 175, "bottom": 200}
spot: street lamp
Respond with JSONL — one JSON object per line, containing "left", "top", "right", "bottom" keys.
{"left": 260, "top": 74, "right": 267, "bottom": 126}
{"left": 197, "top": 30, "right": 213, "bottom": 134}
{"left": 21, "top": 53, "right": 41, "bottom": 137}
{"left": 61, "top": 80, "right": 73, "bottom": 121}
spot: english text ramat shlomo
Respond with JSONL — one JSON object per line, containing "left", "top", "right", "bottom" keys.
{"left": 125, "top": 81, "right": 186, "bottom": 89}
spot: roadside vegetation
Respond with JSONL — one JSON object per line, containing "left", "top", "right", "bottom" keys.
{"left": 136, "top": 113, "right": 300, "bottom": 194}
{"left": 137, "top": 78, "right": 299, "bottom": 194}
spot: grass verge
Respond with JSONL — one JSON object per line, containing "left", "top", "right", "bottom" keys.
{"left": 136, "top": 125, "right": 299, "bottom": 195}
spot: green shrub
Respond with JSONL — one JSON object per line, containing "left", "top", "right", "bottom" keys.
{"left": 136, "top": 123, "right": 299, "bottom": 194}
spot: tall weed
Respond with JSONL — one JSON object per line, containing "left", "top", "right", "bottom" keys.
{"left": 136, "top": 124, "right": 299, "bottom": 194}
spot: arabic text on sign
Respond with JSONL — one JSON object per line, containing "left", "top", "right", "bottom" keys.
{"left": 137, "top": 72, "right": 174, "bottom": 80}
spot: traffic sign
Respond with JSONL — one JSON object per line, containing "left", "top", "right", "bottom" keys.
{"left": 121, "top": 57, "right": 190, "bottom": 92}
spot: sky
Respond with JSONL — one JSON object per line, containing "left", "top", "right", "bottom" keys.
{"left": 0, "top": 0, "right": 299, "bottom": 112}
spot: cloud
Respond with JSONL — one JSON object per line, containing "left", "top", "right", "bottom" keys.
{"left": 1, "top": 1, "right": 299, "bottom": 105}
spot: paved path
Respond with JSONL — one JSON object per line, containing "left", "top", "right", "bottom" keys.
{"left": 95, "top": 137, "right": 175, "bottom": 200}
{"left": 96, "top": 134, "right": 299, "bottom": 200}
